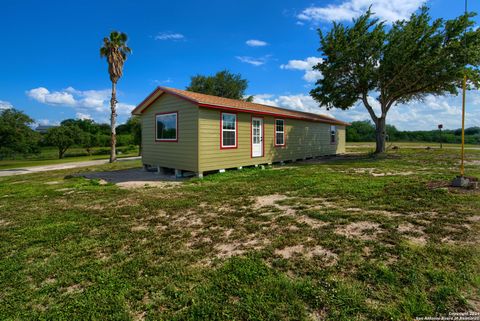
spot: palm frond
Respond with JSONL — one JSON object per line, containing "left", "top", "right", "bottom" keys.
{"left": 100, "top": 31, "right": 131, "bottom": 82}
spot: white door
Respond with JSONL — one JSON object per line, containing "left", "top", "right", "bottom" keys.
{"left": 252, "top": 117, "right": 263, "bottom": 157}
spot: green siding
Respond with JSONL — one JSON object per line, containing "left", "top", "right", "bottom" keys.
{"left": 198, "top": 107, "right": 346, "bottom": 172}
{"left": 141, "top": 94, "right": 198, "bottom": 172}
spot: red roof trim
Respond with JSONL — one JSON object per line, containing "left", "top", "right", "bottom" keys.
{"left": 198, "top": 103, "right": 347, "bottom": 126}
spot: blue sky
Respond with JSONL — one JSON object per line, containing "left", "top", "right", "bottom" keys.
{"left": 1, "top": 0, "right": 479, "bottom": 130}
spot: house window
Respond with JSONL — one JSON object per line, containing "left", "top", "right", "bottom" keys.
{"left": 156, "top": 112, "right": 177, "bottom": 141}
{"left": 221, "top": 112, "right": 237, "bottom": 148}
{"left": 275, "top": 119, "right": 285, "bottom": 146}
{"left": 330, "top": 125, "right": 337, "bottom": 144}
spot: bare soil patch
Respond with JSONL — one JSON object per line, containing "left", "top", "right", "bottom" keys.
{"left": 63, "top": 283, "right": 85, "bottom": 295}
{"left": 254, "top": 194, "right": 289, "bottom": 208}
{"left": 335, "top": 221, "right": 382, "bottom": 240}
{"left": 275, "top": 244, "right": 337, "bottom": 264}
{"left": 296, "top": 215, "right": 328, "bottom": 229}
{"left": 131, "top": 224, "right": 148, "bottom": 232}
{"left": 351, "top": 168, "right": 415, "bottom": 177}
{"left": 275, "top": 245, "right": 304, "bottom": 259}
{"left": 44, "top": 181, "right": 60, "bottom": 185}
{"left": 305, "top": 245, "right": 338, "bottom": 262}
{"left": 254, "top": 194, "right": 297, "bottom": 216}
{"left": 0, "top": 219, "right": 12, "bottom": 227}
{"left": 405, "top": 235, "right": 428, "bottom": 246}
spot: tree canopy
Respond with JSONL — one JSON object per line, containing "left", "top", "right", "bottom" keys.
{"left": 186, "top": 70, "right": 253, "bottom": 101}
{"left": 310, "top": 6, "right": 480, "bottom": 153}
{"left": 45, "top": 124, "right": 83, "bottom": 159}
{"left": 0, "top": 109, "right": 40, "bottom": 159}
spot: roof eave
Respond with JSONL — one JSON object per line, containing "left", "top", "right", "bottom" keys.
{"left": 132, "top": 87, "right": 350, "bottom": 126}
{"left": 197, "top": 103, "right": 348, "bottom": 126}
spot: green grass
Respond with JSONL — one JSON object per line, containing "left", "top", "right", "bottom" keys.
{"left": 0, "top": 147, "right": 478, "bottom": 320}
{"left": 0, "top": 146, "right": 139, "bottom": 169}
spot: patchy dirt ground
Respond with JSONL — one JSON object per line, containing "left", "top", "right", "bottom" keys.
{"left": 1, "top": 146, "right": 479, "bottom": 320}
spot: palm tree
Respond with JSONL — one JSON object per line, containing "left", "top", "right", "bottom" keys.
{"left": 100, "top": 31, "right": 131, "bottom": 163}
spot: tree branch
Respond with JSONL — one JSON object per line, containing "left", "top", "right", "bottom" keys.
{"left": 361, "top": 93, "right": 379, "bottom": 123}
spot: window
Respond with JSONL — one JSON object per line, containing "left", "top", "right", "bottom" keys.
{"left": 330, "top": 125, "right": 337, "bottom": 144}
{"left": 221, "top": 113, "right": 237, "bottom": 148}
{"left": 156, "top": 112, "right": 177, "bottom": 141}
{"left": 275, "top": 119, "right": 285, "bottom": 146}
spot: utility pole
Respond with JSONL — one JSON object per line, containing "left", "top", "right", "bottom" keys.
{"left": 460, "top": 0, "right": 467, "bottom": 177}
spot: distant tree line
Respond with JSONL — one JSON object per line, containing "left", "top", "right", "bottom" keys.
{"left": 0, "top": 109, "right": 140, "bottom": 160}
{"left": 347, "top": 120, "right": 480, "bottom": 144}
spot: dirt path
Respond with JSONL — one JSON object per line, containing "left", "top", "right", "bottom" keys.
{"left": 0, "top": 156, "right": 141, "bottom": 177}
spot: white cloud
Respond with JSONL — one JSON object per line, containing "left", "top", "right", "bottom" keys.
{"left": 280, "top": 57, "right": 323, "bottom": 82}
{"left": 116, "top": 102, "right": 136, "bottom": 115}
{"left": 246, "top": 39, "right": 268, "bottom": 47}
{"left": 26, "top": 86, "right": 135, "bottom": 123}
{"left": 153, "top": 78, "right": 173, "bottom": 85}
{"left": 236, "top": 55, "right": 270, "bottom": 66}
{"left": 155, "top": 32, "right": 185, "bottom": 41}
{"left": 297, "top": 0, "right": 424, "bottom": 24}
{"left": 252, "top": 91, "right": 480, "bottom": 131}
{"left": 37, "top": 119, "right": 51, "bottom": 125}
{"left": 0, "top": 100, "right": 13, "bottom": 110}
{"left": 253, "top": 93, "right": 320, "bottom": 113}
{"left": 76, "top": 112, "right": 92, "bottom": 120}
{"left": 27, "top": 87, "right": 76, "bottom": 106}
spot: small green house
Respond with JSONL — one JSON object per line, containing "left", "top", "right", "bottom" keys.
{"left": 131, "top": 87, "right": 349, "bottom": 178}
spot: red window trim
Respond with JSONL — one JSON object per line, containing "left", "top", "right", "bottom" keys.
{"left": 250, "top": 115, "right": 265, "bottom": 158}
{"left": 155, "top": 111, "right": 178, "bottom": 142}
{"left": 274, "top": 118, "right": 286, "bottom": 147}
{"left": 220, "top": 112, "right": 238, "bottom": 149}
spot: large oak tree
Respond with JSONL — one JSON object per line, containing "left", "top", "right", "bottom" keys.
{"left": 310, "top": 7, "right": 480, "bottom": 153}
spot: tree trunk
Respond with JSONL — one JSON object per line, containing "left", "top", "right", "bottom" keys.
{"left": 59, "top": 148, "right": 65, "bottom": 159}
{"left": 110, "top": 82, "right": 117, "bottom": 163}
{"left": 375, "top": 117, "right": 387, "bottom": 154}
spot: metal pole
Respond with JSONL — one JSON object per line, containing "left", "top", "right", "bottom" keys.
{"left": 460, "top": 74, "right": 466, "bottom": 176}
{"left": 460, "top": 0, "right": 467, "bottom": 177}
{"left": 440, "top": 127, "right": 442, "bottom": 149}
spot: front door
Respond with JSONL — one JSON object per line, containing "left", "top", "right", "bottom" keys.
{"left": 252, "top": 117, "right": 263, "bottom": 157}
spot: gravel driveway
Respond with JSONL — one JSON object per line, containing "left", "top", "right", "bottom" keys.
{"left": 78, "top": 168, "right": 184, "bottom": 189}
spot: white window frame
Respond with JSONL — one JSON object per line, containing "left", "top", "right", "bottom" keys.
{"left": 275, "top": 119, "right": 285, "bottom": 147}
{"left": 330, "top": 125, "right": 337, "bottom": 144}
{"left": 221, "top": 112, "right": 237, "bottom": 148}
{"left": 155, "top": 112, "right": 178, "bottom": 142}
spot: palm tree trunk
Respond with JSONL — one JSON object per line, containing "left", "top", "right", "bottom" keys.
{"left": 110, "top": 81, "right": 117, "bottom": 163}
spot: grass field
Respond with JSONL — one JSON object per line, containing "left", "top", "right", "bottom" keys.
{"left": 0, "top": 146, "right": 479, "bottom": 320}
{"left": 0, "top": 146, "right": 140, "bottom": 170}
{"left": 347, "top": 141, "right": 480, "bottom": 150}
